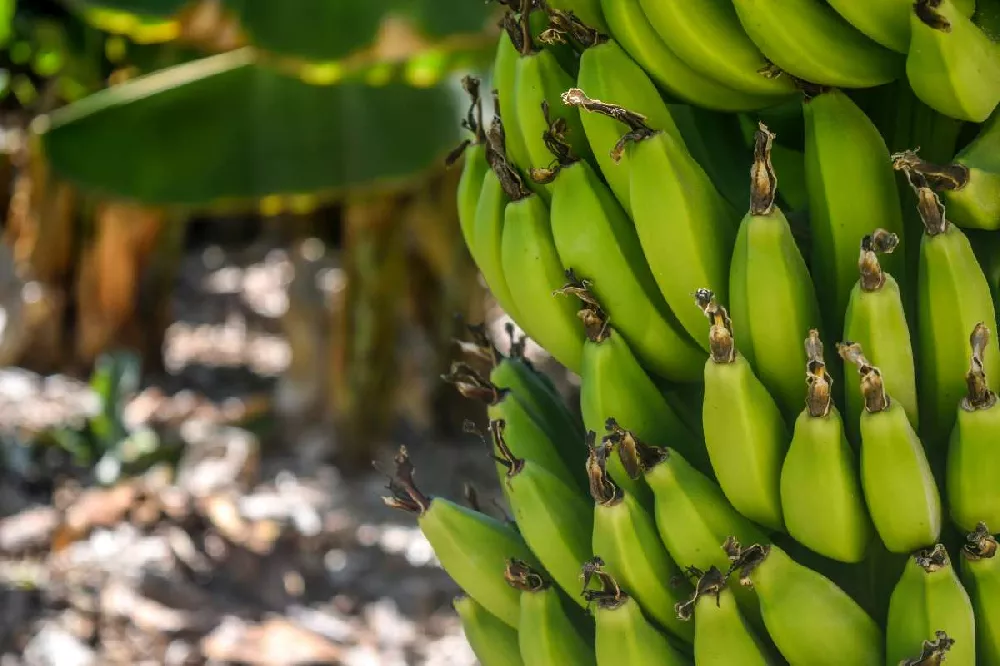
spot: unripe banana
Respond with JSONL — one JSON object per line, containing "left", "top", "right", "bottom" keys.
{"left": 907, "top": 0, "right": 1000, "bottom": 123}
{"left": 636, "top": 0, "right": 797, "bottom": 97}
{"left": 780, "top": 330, "right": 874, "bottom": 563}
{"left": 382, "top": 447, "right": 542, "bottom": 627}
{"left": 896, "top": 167, "right": 1000, "bottom": 449}
{"left": 454, "top": 595, "right": 525, "bottom": 666}
{"left": 804, "top": 88, "right": 907, "bottom": 336}
{"left": 947, "top": 323, "right": 1000, "bottom": 532}
{"left": 467, "top": 322, "right": 584, "bottom": 443}
{"left": 470, "top": 121, "right": 524, "bottom": 322}
{"left": 842, "top": 230, "right": 918, "bottom": 446}
{"left": 826, "top": 0, "right": 975, "bottom": 52}
{"left": 571, "top": 28, "right": 682, "bottom": 214}
{"left": 504, "top": 559, "right": 596, "bottom": 666}
{"left": 500, "top": 180, "right": 585, "bottom": 373}
{"left": 491, "top": 420, "right": 593, "bottom": 607}
{"left": 731, "top": 0, "right": 903, "bottom": 87}
{"left": 626, "top": 427, "right": 768, "bottom": 627}
{"left": 513, "top": 18, "right": 592, "bottom": 203}
{"left": 582, "top": 559, "right": 692, "bottom": 666}
{"left": 563, "top": 88, "right": 739, "bottom": 351}
{"left": 564, "top": 281, "right": 708, "bottom": 499}
{"left": 886, "top": 544, "right": 976, "bottom": 666}
{"left": 892, "top": 112, "right": 1000, "bottom": 231}
{"left": 729, "top": 122, "right": 825, "bottom": 422}
{"left": 493, "top": 12, "right": 531, "bottom": 180}
{"left": 597, "top": 0, "right": 790, "bottom": 112}
{"left": 961, "top": 524, "right": 1000, "bottom": 665}
{"left": 538, "top": 117, "right": 707, "bottom": 382}
{"left": 696, "top": 289, "right": 788, "bottom": 532}
{"left": 727, "top": 539, "right": 884, "bottom": 665}
{"left": 587, "top": 440, "right": 694, "bottom": 642}
{"left": 674, "top": 566, "right": 779, "bottom": 666}
{"left": 839, "top": 343, "right": 942, "bottom": 554}
{"left": 452, "top": 77, "right": 491, "bottom": 255}
{"left": 446, "top": 364, "right": 585, "bottom": 495}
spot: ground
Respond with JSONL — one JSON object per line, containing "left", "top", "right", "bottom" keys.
{"left": 0, "top": 231, "right": 553, "bottom": 666}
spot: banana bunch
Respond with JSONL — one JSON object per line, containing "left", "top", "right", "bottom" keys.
{"left": 389, "top": 0, "right": 1000, "bottom": 662}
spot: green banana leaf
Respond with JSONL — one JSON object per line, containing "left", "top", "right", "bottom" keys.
{"left": 64, "top": 0, "right": 496, "bottom": 58}
{"left": 36, "top": 48, "right": 466, "bottom": 207}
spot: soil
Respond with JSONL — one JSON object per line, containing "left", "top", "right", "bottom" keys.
{"left": 0, "top": 232, "right": 578, "bottom": 665}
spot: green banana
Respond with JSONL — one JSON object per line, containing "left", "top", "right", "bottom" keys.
{"left": 696, "top": 289, "right": 788, "bottom": 532}
{"left": 587, "top": 439, "right": 694, "bottom": 642}
{"left": 636, "top": 0, "right": 797, "bottom": 97}
{"left": 893, "top": 111, "right": 1000, "bottom": 231}
{"left": 582, "top": 559, "right": 692, "bottom": 666}
{"left": 624, "top": 428, "right": 768, "bottom": 627}
{"left": 445, "top": 363, "right": 585, "bottom": 495}
{"left": 780, "top": 330, "right": 874, "bottom": 563}
{"left": 563, "top": 88, "right": 739, "bottom": 351}
{"left": 729, "top": 122, "right": 825, "bottom": 422}
{"left": 504, "top": 560, "right": 596, "bottom": 666}
{"left": 597, "top": 0, "right": 790, "bottom": 111}
{"left": 961, "top": 523, "right": 1000, "bottom": 665}
{"left": 513, "top": 16, "right": 592, "bottom": 203}
{"left": 886, "top": 544, "right": 977, "bottom": 666}
{"left": 452, "top": 76, "right": 491, "bottom": 254}
{"left": 564, "top": 280, "right": 708, "bottom": 497}
{"left": 454, "top": 595, "right": 525, "bottom": 666}
{"left": 538, "top": 116, "right": 708, "bottom": 382}
{"left": 491, "top": 419, "right": 594, "bottom": 607}
{"left": 493, "top": 13, "right": 531, "bottom": 181}
{"left": 947, "top": 323, "right": 1000, "bottom": 532}
{"left": 674, "top": 567, "right": 779, "bottom": 666}
{"left": 896, "top": 167, "right": 1000, "bottom": 448}
{"left": 382, "top": 447, "right": 541, "bottom": 627}
{"left": 838, "top": 342, "right": 942, "bottom": 554}
{"left": 906, "top": 0, "right": 1000, "bottom": 123}
{"left": 731, "top": 0, "right": 903, "bottom": 87}
{"left": 804, "top": 88, "right": 907, "bottom": 336}
{"left": 674, "top": 108, "right": 757, "bottom": 213}
{"left": 571, "top": 28, "right": 683, "bottom": 214}
{"left": 727, "top": 539, "right": 884, "bottom": 665}
{"left": 826, "top": 0, "right": 976, "bottom": 53}
{"left": 500, "top": 179, "right": 585, "bottom": 373}
{"left": 470, "top": 125, "right": 524, "bottom": 323}
{"left": 842, "top": 230, "right": 919, "bottom": 446}
{"left": 467, "top": 322, "right": 585, "bottom": 443}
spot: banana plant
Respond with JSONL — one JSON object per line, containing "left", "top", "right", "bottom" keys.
{"left": 0, "top": 0, "right": 499, "bottom": 465}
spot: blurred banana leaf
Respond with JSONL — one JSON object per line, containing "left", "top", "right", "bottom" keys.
{"left": 66, "top": 0, "right": 497, "bottom": 57}
{"left": 35, "top": 47, "right": 468, "bottom": 207}
{"left": 0, "top": 0, "right": 13, "bottom": 49}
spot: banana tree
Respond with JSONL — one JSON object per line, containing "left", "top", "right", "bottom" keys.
{"left": 2, "top": 0, "right": 499, "bottom": 464}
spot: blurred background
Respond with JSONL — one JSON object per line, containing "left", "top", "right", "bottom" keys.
{"left": 0, "top": 1, "right": 575, "bottom": 663}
